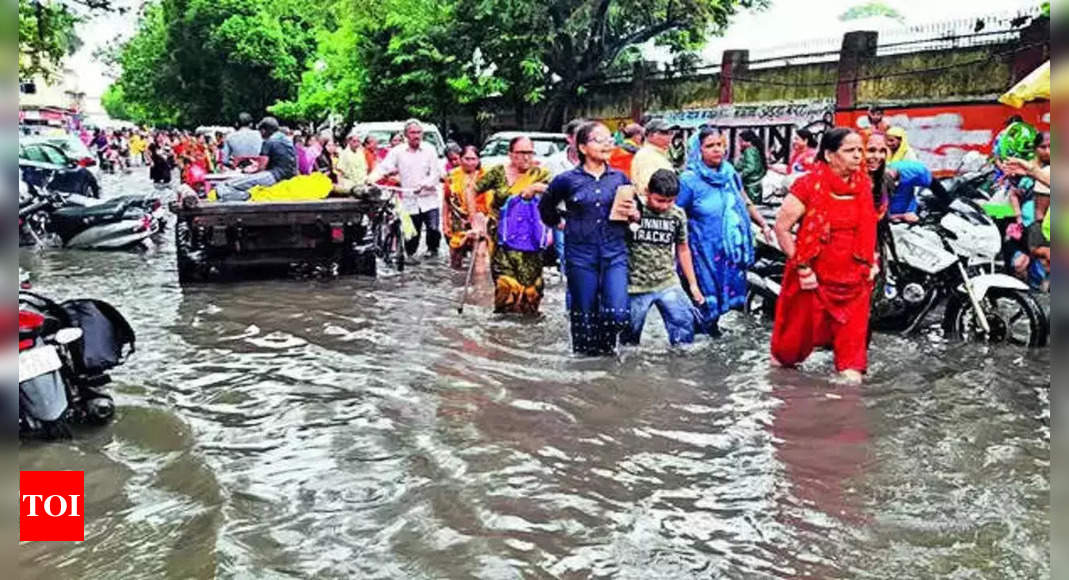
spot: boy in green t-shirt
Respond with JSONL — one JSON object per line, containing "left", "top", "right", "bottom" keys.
{"left": 622, "top": 169, "right": 705, "bottom": 346}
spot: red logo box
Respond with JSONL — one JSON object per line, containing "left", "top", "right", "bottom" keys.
{"left": 20, "top": 471, "right": 84, "bottom": 542}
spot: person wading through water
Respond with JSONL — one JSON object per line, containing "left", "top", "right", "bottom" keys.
{"left": 366, "top": 119, "right": 444, "bottom": 263}
{"left": 540, "top": 122, "right": 637, "bottom": 354}
{"left": 771, "top": 128, "right": 879, "bottom": 383}
{"left": 443, "top": 145, "right": 487, "bottom": 269}
{"left": 477, "top": 137, "right": 553, "bottom": 314}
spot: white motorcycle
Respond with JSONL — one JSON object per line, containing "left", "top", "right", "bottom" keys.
{"left": 881, "top": 189, "right": 1047, "bottom": 347}
{"left": 746, "top": 185, "right": 1048, "bottom": 347}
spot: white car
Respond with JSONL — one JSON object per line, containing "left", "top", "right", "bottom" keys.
{"left": 350, "top": 121, "right": 447, "bottom": 159}
{"left": 479, "top": 131, "right": 568, "bottom": 170}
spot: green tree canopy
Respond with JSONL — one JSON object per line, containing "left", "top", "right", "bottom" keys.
{"left": 103, "top": 0, "right": 333, "bottom": 126}
{"left": 106, "top": 0, "right": 763, "bottom": 130}
{"left": 839, "top": 2, "right": 905, "bottom": 23}
{"left": 19, "top": 0, "right": 81, "bottom": 80}
{"left": 449, "top": 0, "right": 767, "bottom": 128}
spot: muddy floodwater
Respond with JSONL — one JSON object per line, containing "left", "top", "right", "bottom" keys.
{"left": 19, "top": 172, "right": 1049, "bottom": 579}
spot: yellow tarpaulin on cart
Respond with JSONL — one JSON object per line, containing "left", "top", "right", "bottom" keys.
{"left": 247, "top": 173, "right": 333, "bottom": 202}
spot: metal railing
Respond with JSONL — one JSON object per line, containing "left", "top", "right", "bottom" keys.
{"left": 595, "top": 6, "right": 1045, "bottom": 84}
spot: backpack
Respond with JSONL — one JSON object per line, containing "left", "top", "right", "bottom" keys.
{"left": 498, "top": 195, "right": 549, "bottom": 253}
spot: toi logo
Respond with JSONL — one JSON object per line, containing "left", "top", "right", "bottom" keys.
{"left": 20, "top": 471, "right": 85, "bottom": 542}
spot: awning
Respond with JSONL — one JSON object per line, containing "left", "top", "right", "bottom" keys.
{"left": 999, "top": 61, "right": 1050, "bottom": 108}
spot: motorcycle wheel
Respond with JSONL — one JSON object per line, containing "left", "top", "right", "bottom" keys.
{"left": 945, "top": 288, "right": 1048, "bottom": 348}
{"left": 84, "top": 396, "right": 115, "bottom": 425}
{"left": 744, "top": 289, "right": 776, "bottom": 321}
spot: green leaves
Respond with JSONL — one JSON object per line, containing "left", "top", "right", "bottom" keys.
{"left": 104, "top": 0, "right": 762, "bottom": 129}
{"left": 839, "top": 2, "right": 906, "bottom": 23}
{"left": 19, "top": 0, "right": 81, "bottom": 81}
{"left": 103, "top": 0, "right": 332, "bottom": 126}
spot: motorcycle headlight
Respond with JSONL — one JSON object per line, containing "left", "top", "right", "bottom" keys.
{"left": 903, "top": 283, "right": 927, "bottom": 304}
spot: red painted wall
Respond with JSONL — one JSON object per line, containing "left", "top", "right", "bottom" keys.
{"left": 837, "top": 101, "right": 1051, "bottom": 176}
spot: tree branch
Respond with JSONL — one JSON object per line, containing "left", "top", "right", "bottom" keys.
{"left": 604, "top": 19, "right": 680, "bottom": 64}
{"left": 575, "top": 0, "right": 613, "bottom": 79}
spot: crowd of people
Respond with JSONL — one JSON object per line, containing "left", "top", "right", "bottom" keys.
{"left": 125, "top": 105, "right": 1049, "bottom": 381}
{"left": 75, "top": 127, "right": 150, "bottom": 174}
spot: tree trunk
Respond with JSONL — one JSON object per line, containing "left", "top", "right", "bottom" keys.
{"left": 539, "top": 81, "right": 579, "bottom": 132}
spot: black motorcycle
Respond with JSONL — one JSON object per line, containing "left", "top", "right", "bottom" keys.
{"left": 20, "top": 173, "right": 163, "bottom": 251}
{"left": 18, "top": 291, "right": 136, "bottom": 439}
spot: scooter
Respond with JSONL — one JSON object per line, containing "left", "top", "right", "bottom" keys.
{"left": 64, "top": 190, "right": 169, "bottom": 231}
{"left": 746, "top": 183, "right": 1048, "bottom": 348}
{"left": 19, "top": 291, "right": 135, "bottom": 439}
{"left": 20, "top": 171, "right": 161, "bottom": 251}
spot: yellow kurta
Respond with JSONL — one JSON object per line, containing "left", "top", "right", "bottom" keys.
{"left": 630, "top": 144, "right": 674, "bottom": 196}
{"left": 337, "top": 146, "right": 369, "bottom": 190}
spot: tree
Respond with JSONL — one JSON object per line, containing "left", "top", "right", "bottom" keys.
{"left": 450, "top": 0, "right": 765, "bottom": 129}
{"left": 839, "top": 2, "right": 905, "bottom": 23}
{"left": 103, "top": 0, "right": 333, "bottom": 126}
{"left": 272, "top": 0, "right": 482, "bottom": 127}
{"left": 20, "top": 0, "right": 132, "bottom": 81}
{"left": 19, "top": 0, "right": 81, "bottom": 80}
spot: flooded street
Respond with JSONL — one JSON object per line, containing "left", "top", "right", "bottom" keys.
{"left": 19, "top": 172, "right": 1050, "bottom": 579}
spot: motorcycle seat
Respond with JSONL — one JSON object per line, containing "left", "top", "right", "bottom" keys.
{"left": 53, "top": 201, "right": 130, "bottom": 222}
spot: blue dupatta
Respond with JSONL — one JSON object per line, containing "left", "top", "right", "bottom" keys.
{"left": 685, "top": 133, "right": 755, "bottom": 268}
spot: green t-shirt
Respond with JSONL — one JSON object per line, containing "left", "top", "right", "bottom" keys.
{"left": 627, "top": 204, "right": 688, "bottom": 293}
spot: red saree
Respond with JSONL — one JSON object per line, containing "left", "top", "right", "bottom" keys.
{"left": 771, "top": 162, "right": 877, "bottom": 373}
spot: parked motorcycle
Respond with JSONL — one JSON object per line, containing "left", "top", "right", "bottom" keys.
{"left": 746, "top": 183, "right": 1048, "bottom": 348}
{"left": 20, "top": 168, "right": 162, "bottom": 251}
{"left": 65, "top": 190, "right": 168, "bottom": 231}
{"left": 18, "top": 291, "right": 136, "bottom": 439}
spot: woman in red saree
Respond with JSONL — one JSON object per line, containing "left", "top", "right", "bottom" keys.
{"left": 771, "top": 128, "right": 878, "bottom": 382}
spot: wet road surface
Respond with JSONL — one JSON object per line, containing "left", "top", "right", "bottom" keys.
{"left": 18, "top": 171, "right": 1050, "bottom": 579}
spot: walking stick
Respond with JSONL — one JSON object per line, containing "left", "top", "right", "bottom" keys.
{"left": 457, "top": 235, "right": 485, "bottom": 314}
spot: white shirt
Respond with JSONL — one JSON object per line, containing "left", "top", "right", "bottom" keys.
{"left": 369, "top": 142, "right": 443, "bottom": 213}
{"left": 544, "top": 148, "right": 579, "bottom": 178}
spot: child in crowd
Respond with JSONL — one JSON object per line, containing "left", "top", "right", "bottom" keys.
{"left": 622, "top": 169, "right": 705, "bottom": 346}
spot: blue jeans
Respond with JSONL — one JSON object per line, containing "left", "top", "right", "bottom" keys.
{"left": 565, "top": 243, "right": 629, "bottom": 356}
{"left": 553, "top": 229, "right": 565, "bottom": 268}
{"left": 215, "top": 170, "right": 278, "bottom": 201}
{"left": 553, "top": 228, "right": 571, "bottom": 309}
{"left": 622, "top": 286, "right": 697, "bottom": 346}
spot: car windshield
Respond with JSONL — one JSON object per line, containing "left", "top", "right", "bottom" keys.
{"left": 481, "top": 138, "right": 563, "bottom": 158}
{"left": 20, "top": 144, "right": 68, "bottom": 165}
{"left": 48, "top": 137, "right": 92, "bottom": 159}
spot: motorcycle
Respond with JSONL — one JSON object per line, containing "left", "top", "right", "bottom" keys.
{"left": 20, "top": 165, "right": 162, "bottom": 251}
{"left": 66, "top": 190, "right": 168, "bottom": 230}
{"left": 18, "top": 291, "right": 136, "bottom": 439}
{"left": 746, "top": 182, "right": 1048, "bottom": 348}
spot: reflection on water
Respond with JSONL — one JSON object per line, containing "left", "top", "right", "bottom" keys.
{"left": 19, "top": 173, "right": 1049, "bottom": 578}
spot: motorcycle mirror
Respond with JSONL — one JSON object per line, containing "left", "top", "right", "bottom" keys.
{"left": 54, "top": 327, "right": 83, "bottom": 345}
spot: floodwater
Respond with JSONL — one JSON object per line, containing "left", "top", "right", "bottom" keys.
{"left": 19, "top": 171, "right": 1049, "bottom": 579}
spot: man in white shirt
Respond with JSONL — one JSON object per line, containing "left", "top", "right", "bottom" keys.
{"left": 544, "top": 118, "right": 585, "bottom": 178}
{"left": 367, "top": 119, "right": 444, "bottom": 261}
{"left": 542, "top": 118, "right": 585, "bottom": 276}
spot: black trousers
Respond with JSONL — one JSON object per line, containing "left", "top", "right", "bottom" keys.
{"left": 405, "top": 209, "right": 441, "bottom": 256}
